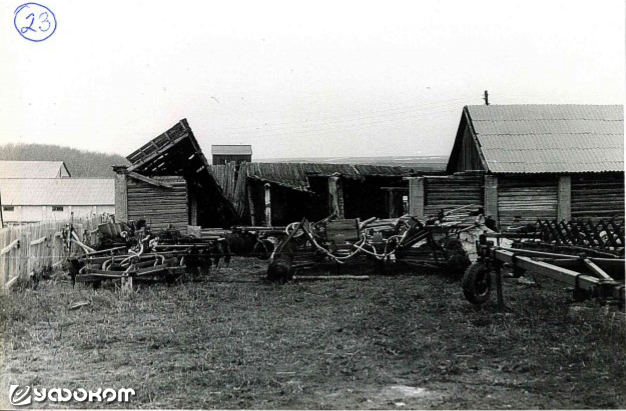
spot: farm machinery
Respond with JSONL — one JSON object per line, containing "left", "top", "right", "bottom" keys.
{"left": 462, "top": 219, "right": 625, "bottom": 309}
{"left": 66, "top": 220, "right": 228, "bottom": 288}
{"left": 266, "top": 208, "right": 485, "bottom": 282}
{"left": 63, "top": 205, "right": 489, "bottom": 288}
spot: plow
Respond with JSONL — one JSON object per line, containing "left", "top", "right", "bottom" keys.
{"left": 462, "top": 219, "right": 625, "bottom": 309}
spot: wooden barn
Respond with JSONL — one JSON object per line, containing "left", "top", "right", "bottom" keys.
{"left": 445, "top": 104, "right": 624, "bottom": 227}
{"left": 114, "top": 119, "right": 238, "bottom": 231}
{"left": 212, "top": 162, "right": 418, "bottom": 226}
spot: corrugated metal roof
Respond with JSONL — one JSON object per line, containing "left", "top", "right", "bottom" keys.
{"left": 0, "top": 179, "right": 114, "bottom": 205}
{"left": 466, "top": 104, "right": 624, "bottom": 173}
{"left": 211, "top": 145, "right": 253, "bottom": 155}
{"left": 244, "top": 162, "right": 416, "bottom": 191}
{"left": 0, "top": 161, "right": 70, "bottom": 178}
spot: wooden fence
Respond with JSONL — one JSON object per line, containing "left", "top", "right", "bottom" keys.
{"left": 0, "top": 214, "right": 107, "bottom": 290}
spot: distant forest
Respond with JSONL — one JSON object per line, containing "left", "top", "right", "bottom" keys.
{"left": 0, "top": 143, "right": 129, "bottom": 178}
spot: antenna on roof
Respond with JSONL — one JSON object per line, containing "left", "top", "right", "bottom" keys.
{"left": 483, "top": 90, "right": 490, "bottom": 106}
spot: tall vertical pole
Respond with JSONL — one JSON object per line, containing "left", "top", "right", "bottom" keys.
{"left": 483, "top": 90, "right": 489, "bottom": 105}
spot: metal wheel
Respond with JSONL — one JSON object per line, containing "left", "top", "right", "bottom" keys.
{"left": 462, "top": 262, "right": 492, "bottom": 305}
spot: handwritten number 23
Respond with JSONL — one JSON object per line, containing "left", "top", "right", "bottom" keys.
{"left": 20, "top": 12, "right": 50, "bottom": 34}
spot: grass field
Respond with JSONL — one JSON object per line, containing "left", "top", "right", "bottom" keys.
{"left": 1, "top": 258, "right": 625, "bottom": 409}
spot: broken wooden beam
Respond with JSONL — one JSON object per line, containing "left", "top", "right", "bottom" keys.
{"left": 126, "top": 171, "right": 174, "bottom": 189}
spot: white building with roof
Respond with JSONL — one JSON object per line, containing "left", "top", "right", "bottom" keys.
{"left": 0, "top": 178, "right": 115, "bottom": 225}
{"left": 0, "top": 161, "right": 114, "bottom": 225}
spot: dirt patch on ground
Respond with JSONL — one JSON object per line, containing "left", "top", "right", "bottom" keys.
{"left": 1, "top": 258, "right": 624, "bottom": 409}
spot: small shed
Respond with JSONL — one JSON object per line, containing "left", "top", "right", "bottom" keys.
{"left": 446, "top": 104, "right": 624, "bottom": 226}
{"left": 211, "top": 145, "right": 252, "bottom": 165}
{"left": 114, "top": 119, "right": 239, "bottom": 230}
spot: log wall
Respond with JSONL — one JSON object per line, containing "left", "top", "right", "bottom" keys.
{"left": 424, "top": 172, "right": 484, "bottom": 217}
{"left": 497, "top": 176, "right": 558, "bottom": 227}
{"left": 571, "top": 173, "right": 625, "bottom": 221}
{"left": 126, "top": 176, "right": 188, "bottom": 231}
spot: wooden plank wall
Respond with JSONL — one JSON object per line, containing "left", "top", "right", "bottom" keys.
{"left": 126, "top": 176, "right": 188, "bottom": 231}
{"left": 424, "top": 172, "right": 484, "bottom": 217}
{"left": 0, "top": 215, "right": 103, "bottom": 289}
{"left": 452, "top": 123, "right": 484, "bottom": 172}
{"left": 497, "top": 176, "right": 558, "bottom": 227}
{"left": 212, "top": 162, "right": 246, "bottom": 217}
{"left": 571, "top": 173, "right": 625, "bottom": 221}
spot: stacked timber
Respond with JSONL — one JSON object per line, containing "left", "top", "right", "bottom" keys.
{"left": 571, "top": 174, "right": 625, "bottom": 221}
{"left": 424, "top": 172, "right": 483, "bottom": 216}
{"left": 498, "top": 177, "right": 558, "bottom": 227}
{"left": 126, "top": 176, "right": 188, "bottom": 232}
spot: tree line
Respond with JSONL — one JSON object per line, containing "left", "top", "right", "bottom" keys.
{"left": 0, "top": 143, "right": 129, "bottom": 178}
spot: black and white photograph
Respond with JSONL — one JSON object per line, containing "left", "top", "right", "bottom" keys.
{"left": 0, "top": 0, "right": 624, "bottom": 409}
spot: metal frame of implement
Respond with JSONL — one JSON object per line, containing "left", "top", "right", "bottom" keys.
{"left": 267, "top": 215, "right": 473, "bottom": 283}
{"left": 462, "top": 232, "right": 625, "bottom": 309}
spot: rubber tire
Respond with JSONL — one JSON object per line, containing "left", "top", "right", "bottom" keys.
{"left": 462, "top": 262, "right": 492, "bottom": 305}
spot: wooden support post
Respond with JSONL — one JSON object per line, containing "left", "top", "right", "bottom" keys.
{"left": 328, "top": 176, "right": 345, "bottom": 219}
{"left": 484, "top": 175, "right": 498, "bottom": 224}
{"left": 387, "top": 191, "right": 395, "bottom": 219}
{"left": 189, "top": 190, "right": 198, "bottom": 226}
{"left": 247, "top": 181, "right": 256, "bottom": 226}
{"left": 113, "top": 166, "right": 128, "bottom": 222}
{"left": 264, "top": 183, "right": 272, "bottom": 227}
{"left": 406, "top": 177, "right": 425, "bottom": 218}
{"left": 558, "top": 175, "right": 571, "bottom": 221}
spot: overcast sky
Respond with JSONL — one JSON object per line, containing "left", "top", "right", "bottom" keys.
{"left": 1, "top": 0, "right": 624, "bottom": 159}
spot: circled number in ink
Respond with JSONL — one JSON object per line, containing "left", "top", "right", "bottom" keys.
{"left": 14, "top": 3, "right": 57, "bottom": 42}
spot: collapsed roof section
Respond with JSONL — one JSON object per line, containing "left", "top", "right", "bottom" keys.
{"left": 242, "top": 162, "right": 417, "bottom": 192}
{"left": 211, "top": 161, "right": 418, "bottom": 219}
{"left": 125, "top": 119, "right": 238, "bottom": 227}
